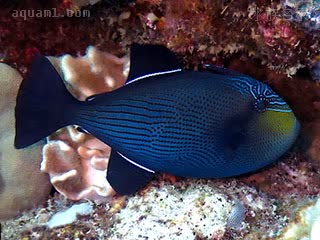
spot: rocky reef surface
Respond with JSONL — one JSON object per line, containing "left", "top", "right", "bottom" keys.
{"left": 1, "top": 0, "right": 320, "bottom": 239}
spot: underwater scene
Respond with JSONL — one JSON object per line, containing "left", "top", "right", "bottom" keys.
{"left": 0, "top": 0, "right": 320, "bottom": 239}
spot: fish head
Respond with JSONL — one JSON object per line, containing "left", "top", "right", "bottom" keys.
{"left": 231, "top": 76, "right": 300, "bottom": 140}
{"left": 251, "top": 84, "right": 300, "bottom": 140}
{"left": 244, "top": 81, "right": 300, "bottom": 168}
{"left": 224, "top": 77, "right": 300, "bottom": 175}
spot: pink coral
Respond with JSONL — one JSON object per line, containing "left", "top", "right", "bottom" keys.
{"left": 256, "top": 13, "right": 298, "bottom": 47}
{"left": 42, "top": 127, "right": 114, "bottom": 201}
{"left": 60, "top": 46, "right": 128, "bottom": 100}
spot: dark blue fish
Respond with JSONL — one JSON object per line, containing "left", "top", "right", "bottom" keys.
{"left": 15, "top": 44, "right": 300, "bottom": 195}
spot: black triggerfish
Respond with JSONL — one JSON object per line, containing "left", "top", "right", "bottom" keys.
{"left": 15, "top": 44, "right": 300, "bottom": 195}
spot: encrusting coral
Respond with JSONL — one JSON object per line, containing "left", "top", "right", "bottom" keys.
{"left": 0, "top": 63, "right": 51, "bottom": 220}
{"left": 310, "top": 58, "right": 320, "bottom": 82}
{"left": 306, "top": 120, "right": 320, "bottom": 165}
{"left": 41, "top": 46, "right": 129, "bottom": 201}
{"left": 108, "top": 182, "right": 233, "bottom": 239}
{"left": 70, "top": 0, "right": 101, "bottom": 7}
{"left": 282, "top": 0, "right": 320, "bottom": 31}
{"left": 280, "top": 197, "right": 320, "bottom": 240}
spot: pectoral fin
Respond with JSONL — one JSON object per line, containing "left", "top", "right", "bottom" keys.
{"left": 107, "top": 150, "right": 155, "bottom": 195}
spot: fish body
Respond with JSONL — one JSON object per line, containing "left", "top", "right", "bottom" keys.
{"left": 15, "top": 44, "right": 300, "bottom": 194}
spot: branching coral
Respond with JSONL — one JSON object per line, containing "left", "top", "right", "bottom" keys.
{"left": 42, "top": 46, "right": 128, "bottom": 201}
{"left": 0, "top": 63, "right": 51, "bottom": 220}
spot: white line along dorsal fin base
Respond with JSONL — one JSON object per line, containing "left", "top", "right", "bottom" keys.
{"left": 125, "top": 69, "right": 182, "bottom": 85}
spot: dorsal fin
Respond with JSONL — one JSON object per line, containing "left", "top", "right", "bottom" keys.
{"left": 126, "top": 43, "right": 182, "bottom": 84}
{"left": 201, "top": 64, "right": 248, "bottom": 78}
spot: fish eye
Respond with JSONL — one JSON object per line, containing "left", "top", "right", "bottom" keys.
{"left": 253, "top": 95, "right": 270, "bottom": 113}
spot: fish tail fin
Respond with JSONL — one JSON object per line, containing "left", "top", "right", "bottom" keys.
{"left": 15, "top": 54, "right": 80, "bottom": 149}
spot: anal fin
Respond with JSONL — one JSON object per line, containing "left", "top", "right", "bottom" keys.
{"left": 107, "top": 150, "right": 155, "bottom": 195}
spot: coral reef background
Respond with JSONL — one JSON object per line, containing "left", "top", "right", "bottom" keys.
{"left": 0, "top": 63, "right": 51, "bottom": 220}
{"left": 1, "top": 0, "right": 320, "bottom": 239}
